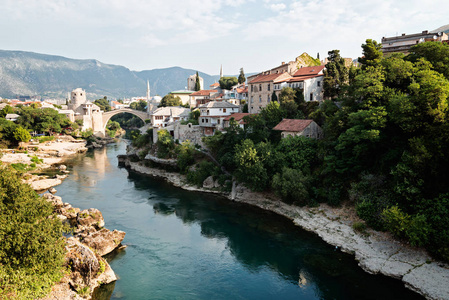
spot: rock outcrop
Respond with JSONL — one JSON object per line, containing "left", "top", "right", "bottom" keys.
{"left": 76, "top": 208, "right": 105, "bottom": 230}
{"left": 42, "top": 193, "right": 126, "bottom": 299}
{"left": 30, "top": 178, "right": 62, "bottom": 191}
{"left": 78, "top": 228, "right": 126, "bottom": 256}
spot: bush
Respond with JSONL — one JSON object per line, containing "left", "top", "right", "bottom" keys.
{"left": 37, "top": 136, "right": 55, "bottom": 143}
{"left": 351, "top": 174, "right": 392, "bottom": 230}
{"left": 272, "top": 167, "right": 310, "bottom": 205}
{"left": 175, "top": 140, "right": 195, "bottom": 173}
{"left": 186, "top": 161, "right": 216, "bottom": 187}
{"left": 156, "top": 129, "right": 175, "bottom": 158}
{"left": 0, "top": 166, "right": 66, "bottom": 299}
{"left": 382, "top": 206, "right": 429, "bottom": 247}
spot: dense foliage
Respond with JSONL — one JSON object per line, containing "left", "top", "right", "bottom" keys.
{"left": 0, "top": 166, "right": 66, "bottom": 299}
{"left": 202, "top": 40, "right": 449, "bottom": 262}
{"left": 219, "top": 76, "right": 238, "bottom": 90}
{"left": 93, "top": 97, "right": 111, "bottom": 111}
{"left": 159, "top": 94, "right": 181, "bottom": 107}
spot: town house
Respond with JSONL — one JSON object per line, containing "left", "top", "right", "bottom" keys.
{"left": 199, "top": 101, "right": 239, "bottom": 135}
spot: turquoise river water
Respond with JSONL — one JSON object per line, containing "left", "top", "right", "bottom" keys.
{"left": 56, "top": 140, "right": 423, "bottom": 300}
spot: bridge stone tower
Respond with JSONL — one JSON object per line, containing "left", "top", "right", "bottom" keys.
{"left": 69, "top": 88, "right": 87, "bottom": 115}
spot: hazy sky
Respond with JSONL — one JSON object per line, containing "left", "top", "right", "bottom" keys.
{"left": 1, "top": 0, "right": 447, "bottom": 75}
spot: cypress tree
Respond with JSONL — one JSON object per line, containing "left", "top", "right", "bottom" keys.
{"left": 195, "top": 71, "right": 201, "bottom": 91}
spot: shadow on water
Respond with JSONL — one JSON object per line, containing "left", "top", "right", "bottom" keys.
{"left": 61, "top": 142, "right": 424, "bottom": 300}
{"left": 127, "top": 170, "right": 424, "bottom": 300}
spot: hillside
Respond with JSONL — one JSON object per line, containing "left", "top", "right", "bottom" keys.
{"left": 0, "top": 50, "right": 221, "bottom": 99}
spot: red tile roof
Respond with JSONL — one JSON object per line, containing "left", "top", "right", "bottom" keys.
{"left": 236, "top": 87, "right": 248, "bottom": 93}
{"left": 223, "top": 113, "right": 252, "bottom": 121}
{"left": 248, "top": 73, "right": 288, "bottom": 84}
{"left": 210, "top": 82, "right": 220, "bottom": 87}
{"left": 190, "top": 89, "right": 216, "bottom": 96}
{"left": 293, "top": 65, "right": 325, "bottom": 77}
{"left": 288, "top": 74, "right": 323, "bottom": 83}
{"left": 273, "top": 119, "right": 314, "bottom": 132}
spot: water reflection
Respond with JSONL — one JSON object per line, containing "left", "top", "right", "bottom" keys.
{"left": 59, "top": 142, "right": 424, "bottom": 300}
{"left": 135, "top": 172, "right": 423, "bottom": 300}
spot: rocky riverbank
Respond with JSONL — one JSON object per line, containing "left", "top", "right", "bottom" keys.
{"left": 119, "top": 156, "right": 449, "bottom": 300}
{"left": 40, "top": 193, "right": 126, "bottom": 300}
{"left": 1, "top": 135, "right": 126, "bottom": 299}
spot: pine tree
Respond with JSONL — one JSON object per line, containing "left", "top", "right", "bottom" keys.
{"left": 238, "top": 68, "right": 246, "bottom": 84}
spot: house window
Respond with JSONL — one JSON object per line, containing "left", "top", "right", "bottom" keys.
{"left": 267, "top": 83, "right": 270, "bottom": 91}
{"left": 259, "top": 96, "right": 262, "bottom": 102}
{"left": 268, "top": 95, "right": 270, "bottom": 102}
{"left": 223, "top": 108, "right": 226, "bottom": 113}
{"left": 317, "top": 81, "right": 321, "bottom": 87}
{"left": 251, "top": 85, "right": 253, "bottom": 92}
{"left": 206, "top": 119, "right": 208, "bottom": 123}
{"left": 310, "top": 93, "right": 313, "bottom": 101}
{"left": 259, "top": 84, "right": 262, "bottom": 91}
{"left": 217, "top": 119, "right": 220, "bottom": 124}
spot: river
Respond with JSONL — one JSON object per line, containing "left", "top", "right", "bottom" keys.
{"left": 57, "top": 140, "right": 423, "bottom": 300}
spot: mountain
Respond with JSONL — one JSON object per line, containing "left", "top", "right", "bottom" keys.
{"left": 0, "top": 50, "right": 221, "bottom": 99}
{"left": 431, "top": 24, "right": 449, "bottom": 35}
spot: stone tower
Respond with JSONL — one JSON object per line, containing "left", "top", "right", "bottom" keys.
{"left": 187, "top": 74, "right": 204, "bottom": 91}
{"left": 69, "top": 88, "right": 87, "bottom": 115}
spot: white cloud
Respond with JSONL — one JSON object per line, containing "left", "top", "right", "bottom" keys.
{"left": 269, "top": 3, "right": 286, "bottom": 11}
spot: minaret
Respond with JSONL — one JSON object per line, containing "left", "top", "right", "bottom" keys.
{"left": 220, "top": 65, "right": 223, "bottom": 78}
{"left": 146, "top": 80, "right": 150, "bottom": 100}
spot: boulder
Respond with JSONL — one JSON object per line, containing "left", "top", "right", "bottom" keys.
{"left": 42, "top": 193, "right": 64, "bottom": 209}
{"left": 65, "top": 237, "right": 117, "bottom": 295}
{"left": 59, "top": 164, "right": 67, "bottom": 171}
{"left": 58, "top": 204, "right": 81, "bottom": 221}
{"left": 77, "top": 208, "right": 105, "bottom": 229}
{"left": 49, "top": 187, "right": 57, "bottom": 194}
{"left": 79, "top": 228, "right": 126, "bottom": 256}
{"left": 203, "top": 175, "right": 215, "bottom": 189}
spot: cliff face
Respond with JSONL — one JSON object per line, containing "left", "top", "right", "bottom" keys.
{"left": 0, "top": 50, "right": 220, "bottom": 99}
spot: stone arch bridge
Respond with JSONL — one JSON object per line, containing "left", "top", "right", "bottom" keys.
{"left": 96, "top": 108, "right": 150, "bottom": 136}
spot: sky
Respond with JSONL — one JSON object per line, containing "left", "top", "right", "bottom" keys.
{"left": 0, "top": 0, "right": 447, "bottom": 75}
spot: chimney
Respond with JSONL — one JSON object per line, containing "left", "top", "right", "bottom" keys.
{"left": 422, "top": 30, "right": 428, "bottom": 34}
{"left": 402, "top": 33, "right": 406, "bottom": 36}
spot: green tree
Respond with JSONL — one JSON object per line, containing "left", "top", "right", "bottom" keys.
{"left": 219, "top": 77, "right": 238, "bottom": 90}
{"left": 94, "top": 97, "right": 111, "bottom": 112}
{"left": 278, "top": 87, "right": 298, "bottom": 118}
{"left": 156, "top": 129, "right": 175, "bottom": 158}
{"left": 234, "top": 139, "right": 268, "bottom": 191}
{"left": 0, "top": 105, "right": 14, "bottom": 118}
{"left": 409, "top": 41, "right": 449, "bottom": 79}
{"left": 238, "top": 68, "right": 246, "bottom": 84}
{"left": 159, "top": 94, "right": 182, "bottom": 107}
{"left": 130, "top": 100, "right": 147, "bottom": 111}
{"left": 195, "top": 71, "right": 201, "bottom": 91}
{"left": 0, "top": 166, "right": 66, "bottom": 299}
{"left": 358, "top": 39, "right": 383, "bottom": 70}
{"left": 323, "top": 49, "right": 349, "bottom": 99}
{"left": 271, "top": 91, "right": 278, "bottom": 102}
{"left": 13, "top": 126, "right": 31, "bottom": 143}
{"left": 272, "top": 167, "right": 311, "bottom": 205}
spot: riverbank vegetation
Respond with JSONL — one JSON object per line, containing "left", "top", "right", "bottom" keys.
{"left": 0, "top": 105, "right": 94, "bottom": 147}
{"left": 129, "top": 40, "right": 449, "bottom": 263}
{"left": 0, "top": 165, "right": 66, "bottom": 299}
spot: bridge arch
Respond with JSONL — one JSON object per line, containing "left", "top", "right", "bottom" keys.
{"left": 101, "top": 108, "right": 150, "bottom": 130}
